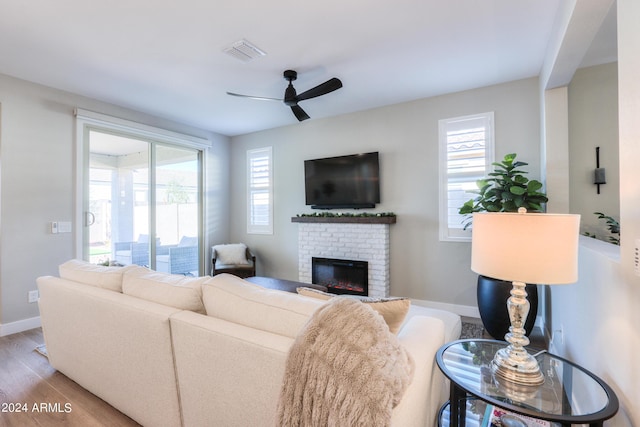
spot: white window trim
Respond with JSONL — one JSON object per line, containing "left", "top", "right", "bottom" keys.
{"left": 438, "top": 112, "right": 494, "bottom": 242}
{"left": 247, "top": 146, "right": 273, "bottom": 235}
{"left": 75, "top": 109, "right": 210, "bottom": 150}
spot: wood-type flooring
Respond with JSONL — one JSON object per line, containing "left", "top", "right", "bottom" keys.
{"left": 0, "top": 328, "right": 139, "bottom": 427}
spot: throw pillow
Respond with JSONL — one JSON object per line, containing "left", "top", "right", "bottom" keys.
{"left": 296, "top": 287, "right": 411, "bottom": 335}
{"left": 212, "top": 243, "right": 250, "bottom": 265}
{"left": 202, "top": 273, "right": 326, "bottom": 338}
{"left": 59, "top": 259, "right": 136, "bottom": 292}
{"left": 122, "top": 267, "right": 207, "bottom": 313}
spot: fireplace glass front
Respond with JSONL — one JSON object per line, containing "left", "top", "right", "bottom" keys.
{"left": 311, "top": 257, "right": 368, "bottom": 296}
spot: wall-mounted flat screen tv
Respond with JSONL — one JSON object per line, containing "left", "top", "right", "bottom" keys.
{"left": 304, "top": 152, "right": 380, "bottom": 209}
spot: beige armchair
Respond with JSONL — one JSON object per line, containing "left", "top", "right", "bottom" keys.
{"left": 211, "top": 243, "right": 256, "bottom": 278}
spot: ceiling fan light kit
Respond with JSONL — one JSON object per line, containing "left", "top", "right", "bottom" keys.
{"left": 227, "top": 69, "right": 342, "bottom": 122}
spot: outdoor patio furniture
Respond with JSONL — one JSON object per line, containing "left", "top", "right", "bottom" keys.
{"left": 156, "top": 236, "right": 199, "bottom": 275}
{"left": 113, "top": 234, "right": 152, "bottom": 267}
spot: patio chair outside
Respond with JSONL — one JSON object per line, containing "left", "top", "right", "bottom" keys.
{"left": 113, "top": 234, "right": 152, "bottom": 267}
{"left": 157, "top": 236, "right": 199, "bottom": 275}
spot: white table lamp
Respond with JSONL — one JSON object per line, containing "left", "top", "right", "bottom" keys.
{"left": 471, "top": 208, "right": 580, "bottom": 386}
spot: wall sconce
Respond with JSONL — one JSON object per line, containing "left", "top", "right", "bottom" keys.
{"left": 594, "top": 146, "right": 606, "bottom": 194}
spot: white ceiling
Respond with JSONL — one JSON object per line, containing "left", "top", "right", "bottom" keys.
{"left": 0, "top": 0, "right": 616, "bottom": 137}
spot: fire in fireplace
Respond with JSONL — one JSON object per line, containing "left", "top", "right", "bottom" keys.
{"left": 311, "top": 257, "right": 368, "bottom": 296}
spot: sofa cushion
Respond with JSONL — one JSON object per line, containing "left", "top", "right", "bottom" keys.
{"left": 59, "top": 259, "right": 135, "bottom": 292}
{"left": 212, "top": 243, "right": 249, "bottom": 265}
{"left": 122, "top": 268, "right": 207, "bottom": 314}
{"left": 296, "top": 287, "right": 411, "bottom": 335}
{"left": 202, "top": 274, "right": 325, "bottom": 338}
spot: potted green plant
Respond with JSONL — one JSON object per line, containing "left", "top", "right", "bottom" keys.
{"left": 459, "top": 153, "right": 548, "bottom": 228}
{"left": 458, "top": 153, "right": 548, "bottom": 339}
{"left": 584, "top": 212, "right": 620, "bottom": 245}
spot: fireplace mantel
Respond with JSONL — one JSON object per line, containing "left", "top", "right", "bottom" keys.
{"left": 291, "top": 215, "right": 396, "bottom": 224}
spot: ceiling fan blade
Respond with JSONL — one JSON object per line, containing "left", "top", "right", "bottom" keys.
{"left": 226, "top": 92, "right": 282, "bottom": 102}
{"left": 295, "top": 78, "right": 343, "bottom": 102}
{"left": 291, "top": 105, "right": 310, "bottom": 121}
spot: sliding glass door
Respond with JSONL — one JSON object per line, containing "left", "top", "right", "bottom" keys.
{"left": 84, "top": 128, "right": 202, "bottom": 275}
{"left": 154, "top": 145, "right": 201, "bottom": 274}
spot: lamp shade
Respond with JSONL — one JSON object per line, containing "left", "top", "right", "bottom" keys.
{"left": 471, "top": 212, "right": 580, "bottom": 285}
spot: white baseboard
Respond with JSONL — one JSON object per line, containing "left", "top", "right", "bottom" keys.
{"left": 0, "top": 316, "right": 42, "bottom": 337}
{"left": 411, "top": 298, "right": 480, "bottom": 319}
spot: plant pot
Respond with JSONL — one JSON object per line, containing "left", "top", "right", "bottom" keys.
{"left": 476, "top": 275, "right": 538, "bottom": 340}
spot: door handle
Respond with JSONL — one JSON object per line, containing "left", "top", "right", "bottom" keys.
{"left": 86, "top": 211, "right": 96, "bottom": 226}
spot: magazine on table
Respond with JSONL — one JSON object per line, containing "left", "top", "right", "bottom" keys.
{"left": 481, "top": 405, "right": 551, "bottom": 427}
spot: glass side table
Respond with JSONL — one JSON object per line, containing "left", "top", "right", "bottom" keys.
{"left": 436, "top": 339, "right": 619, "bottom": 427}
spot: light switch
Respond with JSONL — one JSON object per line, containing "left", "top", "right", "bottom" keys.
{"left": 51, "top": 222, "right": 58, "bottom": 234}
{"left": 58, "top": 221, "right": 72, "bottom": 233}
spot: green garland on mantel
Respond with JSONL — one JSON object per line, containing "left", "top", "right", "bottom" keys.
{"left": 296, "top": 212, "right": 396, "bottom": 218}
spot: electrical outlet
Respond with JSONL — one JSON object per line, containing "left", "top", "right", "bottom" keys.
{"left": 28, "top": 290, "right": 39, "bottom": 303}
{"left": 554, "top": 326, "right": 564, "bottom": 345}
{"left": 549, "top": 324, "right": 564, "bottom": 354}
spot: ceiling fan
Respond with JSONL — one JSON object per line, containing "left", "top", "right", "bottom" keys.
{"left": 227, "top": 70, "right": 343, "bottom": 122}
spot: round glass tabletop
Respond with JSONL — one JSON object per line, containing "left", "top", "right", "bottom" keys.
{"left": 436, "top": 339, "right": 619, "bottom": 424}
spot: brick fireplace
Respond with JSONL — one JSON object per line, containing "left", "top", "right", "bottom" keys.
{"left": 292, "top": 216, "right": 396, "bottom": 298}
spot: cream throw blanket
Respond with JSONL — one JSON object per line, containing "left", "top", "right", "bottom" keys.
{"left": 276, "top": 297, "right": 414, "bottom": 427}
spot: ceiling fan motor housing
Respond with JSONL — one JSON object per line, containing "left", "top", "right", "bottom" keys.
{"left": 284, "top": 86, "right": 298, "bottom": 106}
{"left": 284, "top": 70, "right": 298, "bottom": 106}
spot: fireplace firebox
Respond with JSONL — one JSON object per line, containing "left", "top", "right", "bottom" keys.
{"left": 311, "top": 257, "right": 368, "bottom": 296}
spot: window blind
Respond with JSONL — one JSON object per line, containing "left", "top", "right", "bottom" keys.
{"left": 247, "top": 147, "right": 273, "bottom": 234}
{"left": 439, "top": 112, "right": 494, "bottom": 241}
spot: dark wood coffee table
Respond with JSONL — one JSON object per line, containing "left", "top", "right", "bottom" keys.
{"left": 245, "top": 276, "right": 327, "bottom": 294}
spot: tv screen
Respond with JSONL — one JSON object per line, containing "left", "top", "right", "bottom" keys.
{"left": 304, "top": 152, "right": 380, "bottom": 209}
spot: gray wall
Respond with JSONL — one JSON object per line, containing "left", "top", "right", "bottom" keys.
{"left": 229, "top": 77, "right": 541, "bottom": 311}
{"left": 0, "top": 73, "right": 231, "bottom": 328}
{"left": 569, "top": 62, "right": 620, "bottom": 239}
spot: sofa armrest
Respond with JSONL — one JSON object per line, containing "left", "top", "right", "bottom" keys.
{"left": 391, "top": 315, "right": 447, "bottom": 427}
{"left": 245, "top": 247, "right": 256, "bottom": 264}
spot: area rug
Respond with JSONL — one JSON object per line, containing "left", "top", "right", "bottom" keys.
{"left": 34, "top": 344, "right": 48, "bottom": 358}
{"left": 460, "top": 322, "right": 485, "bottom": 339}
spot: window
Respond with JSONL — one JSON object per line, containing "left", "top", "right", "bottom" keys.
{"left": 439, "top": 112, "right": 494, "bottom": 241}
{"left": 247, "top": 147, "right": 273, "bottom": 234}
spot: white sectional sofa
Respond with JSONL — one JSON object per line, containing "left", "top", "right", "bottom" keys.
{"left": 37, "top": 260, "right": 460, "bottom": 427}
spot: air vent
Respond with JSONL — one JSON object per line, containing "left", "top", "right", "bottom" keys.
{"left": 223, "top": 39, "right": 266, "bottom": 62}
